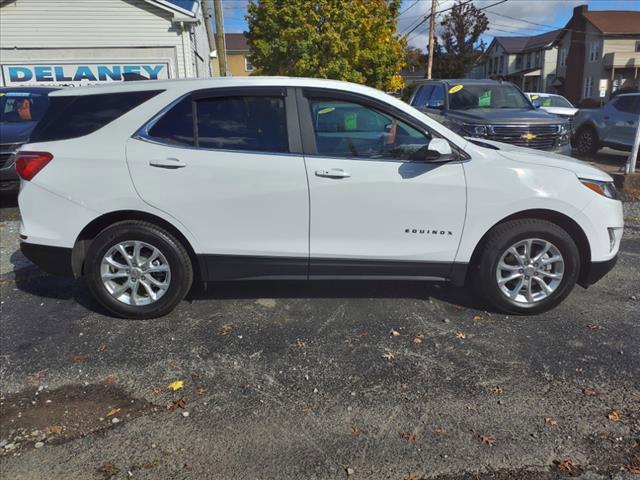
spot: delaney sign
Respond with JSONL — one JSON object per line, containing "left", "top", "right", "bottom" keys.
{"left": 1, "top": 63, "right": 170, "bottom": 87}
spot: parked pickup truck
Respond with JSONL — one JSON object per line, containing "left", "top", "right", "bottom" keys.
{"left": 409, "top": 79, "right": 571, "bottom": 155}
{"left": 572, "top": 93, "right": 640, "bottom": 156}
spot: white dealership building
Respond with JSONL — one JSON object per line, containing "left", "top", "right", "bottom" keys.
{"left": 0, "top": 0, "right": 212, "bottom": 87}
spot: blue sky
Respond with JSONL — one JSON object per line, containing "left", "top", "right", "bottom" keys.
{"left": 213, "top": 0, "right": 640, "bottom": 49}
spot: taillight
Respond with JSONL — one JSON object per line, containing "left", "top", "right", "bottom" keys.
{"left": 15, "top": 151, "right": 53, "bottom": 181}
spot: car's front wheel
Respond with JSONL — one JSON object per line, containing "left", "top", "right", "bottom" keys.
{"left": 85, "top": 221, "right": 193, "bottom": 319}
{"left": 575, "top": 125, "right": 599, "bottom": 156}
{"left": 473, "top": 219, "right": 580, "bottom": 315}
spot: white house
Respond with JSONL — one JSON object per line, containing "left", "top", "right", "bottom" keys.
{"left": 0, "top": 0, "right": 212, "bottom": 87}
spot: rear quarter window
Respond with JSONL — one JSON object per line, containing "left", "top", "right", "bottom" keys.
{"left": 29, "top": 90, "right": 162, "bottom": 142}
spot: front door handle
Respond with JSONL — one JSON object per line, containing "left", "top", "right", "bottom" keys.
{"left": 149, "top": 158, "right": 187, "bottom": 169}
{"left": 315, "top": 168, "right": 351, "bottom": 179}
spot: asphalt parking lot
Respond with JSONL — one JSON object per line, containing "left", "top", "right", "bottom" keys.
{"left": 0, "top": 156, "right": 639, "bottom": 479}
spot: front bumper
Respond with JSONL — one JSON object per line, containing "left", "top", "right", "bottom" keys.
{"left": 578, "top": 254, "right": 618, "bottom": 288}
{"left": 20, "top": 241, "right": 73, "bottom": 276}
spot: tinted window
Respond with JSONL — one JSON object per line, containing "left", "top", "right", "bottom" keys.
{"left": 428, "top": 85, "right": 445, "bottom": 108}
{"left": 30, "top": 90, "right": 162, "bottom": 142}
{"left": 613, "top": 96, "right": 640, "bottom": 114}
{"left": 147, "top": 96, "right": 194, "bottom": 146}
{"left": 412, "top": 85, "right": 434, "bottom": 107}
{"left": 0, "top": 91, "right": 51, "bottom": 123}
{"left": 448, "top": 84, "right": 530, "bottom": 110}
{"left": 538, "top": 95, "right": 573, "bottom": 108}
{"left": 309, "top": 99, "right": 432, "bottom": 160}
{"left": 195, "top": 96, "right": 288, "bottom": 152}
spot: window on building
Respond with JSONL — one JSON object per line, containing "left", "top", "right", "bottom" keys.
{"left": 560, "top": 47, "right": 568, "bottom": 67}
{"left": 534, "top": 51, "right": 541, "bottom": 67}
{"left": 589, "top": 41, "right": 600, "bottom": 62}
{"left": 308, "top": 99, "right": 432, "bottom": 161}
{"left": 583, "top": 76, "right": 593, "bottom": 98}
{"left": 195, "top": 96, "right": 289, "bottom": 152}
{"left": 526, "top": 52, "right": 532, "bottom": 69}
{"left": 516, "top": 55, "right": 523, "bottom": 70}
{"left": 499, "top": 56, "right": 505, "bottom": 73}
{"left": 244, "top": 56, "right": 254, "bottom": 72}
{"left": 635, "top": 40, "right": 640, "bottom": 53}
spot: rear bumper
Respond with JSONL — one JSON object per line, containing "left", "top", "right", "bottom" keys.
{"left": 20, "top": 241, "right": 73, "bottom": 276}
{"left": 578, "top": 255, "right": 618, "bottom": 288}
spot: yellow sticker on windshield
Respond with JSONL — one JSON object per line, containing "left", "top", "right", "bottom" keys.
{"left": 318, "top": 107, "right": 335, "bottom": 115}
{"left": 531, "top": 95, "right": 539, "bottom": 100}
{"left": 448, "top": 84, "right": 463, "bottom": 94}
{"left": 0, "top": 93, "right": 4, "bottom": 96}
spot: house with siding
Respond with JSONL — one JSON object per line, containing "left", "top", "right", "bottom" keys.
{"left": 475, "top": 30, "right": 562, "bottom": 93}
{"left": 212, "top": 33, "right": 253, "bottom": 77}
{"left": 0, "top": 0, "right": 213, "bottom": 87}
{"left": 554, "top": 4, "right": 640, "bottom": 104}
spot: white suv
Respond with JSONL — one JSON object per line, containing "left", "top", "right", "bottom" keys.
{"left": 16, "top": 77, "right": 623, "bottom": 319}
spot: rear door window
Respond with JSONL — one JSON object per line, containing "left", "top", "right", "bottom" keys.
{"left": 613, "top": 96, "right": 640, "bottom": 114}
{"left": 195, "top": 96, "right": 288, "bottom": 152}
{"left": 30, "top": 90, "right": 162, "bottom": 142}
{"left": 412, "top": 85, "right": 434, "bottom": 107}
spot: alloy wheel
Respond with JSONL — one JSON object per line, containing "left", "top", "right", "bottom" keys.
{"left": 495, "top": 238, "right": 564, "bottom": 304}
{"left": 100, "top": 240, "right": 171, "bottom": 306}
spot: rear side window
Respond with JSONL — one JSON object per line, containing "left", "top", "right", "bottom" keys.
{"left": 412, "top": 85, "right": 433, "bottom": 107}
{"left": 195, "top": 96, "right": 288, "bottom": 152}
{"left": 613, "top": 96, "right": 640, "bottom": 114}
{"left": 147, "top": 96, "right": 195, "bottom": 146}
{"left": 30, "top": 90, "right": 162, "bottom": 142}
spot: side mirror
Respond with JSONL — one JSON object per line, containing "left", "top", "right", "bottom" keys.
{"left": 425, "top": 138, "right": 454, "bottom": 162}
{"left": 532, "top": 98, "right": 541, "bottom": 109}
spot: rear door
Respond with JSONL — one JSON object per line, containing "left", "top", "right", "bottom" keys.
{"left": 126, "top": 87, "right": 310, "bottom": 280}
{"left": 602, "top": 96, "right": 640, "bottom": 147}
{"left": 298, "top": 88, "right": 466, "bottom": 279}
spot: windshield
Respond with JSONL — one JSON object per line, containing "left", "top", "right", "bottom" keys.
{"left": 448, "top": 83, "right": 531, "bottom": 110}
{"left": 537, "top": 95, "right": 574, "bottom": 108}
{"left": 0, "top": 91, "right": 50, "bottom": 123}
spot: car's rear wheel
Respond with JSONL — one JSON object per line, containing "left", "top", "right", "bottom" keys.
{"left": 85, "top": 221, "right": 193, "bottom": 319}
{"left": 575, "top": 126, "right": 599, "bottom": 156}
{"left": 472, "top": 219, "right": 580, "bottom": 315}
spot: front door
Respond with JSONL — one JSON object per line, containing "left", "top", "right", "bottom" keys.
{"left": 298, "top": 90, "right": 466, "bottom": 278}
{"left": 126, "top": 88, "right": 309, "bottom": 280}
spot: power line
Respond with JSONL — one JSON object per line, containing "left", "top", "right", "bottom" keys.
{"left": 399, "top": 0, "right": 421, "bottom": 16}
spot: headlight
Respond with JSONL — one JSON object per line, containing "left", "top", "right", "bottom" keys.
{"left": 463, "top": 124, "right": 488, "bottom": 137}
{"left": 579, "top": 178, "right": 618, "bottom": 199}
{"left": 558, "top": 122, "right": 570, "bottom": 134}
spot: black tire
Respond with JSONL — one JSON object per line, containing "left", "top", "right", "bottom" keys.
{"left": 85, "top": 221, "right": 193, "bottom": 319}
{"left": 575, "top": 125, "right": 599, "bottom": 156}
{"left": 472, "top": 219, "right": 580, "bottom": 315}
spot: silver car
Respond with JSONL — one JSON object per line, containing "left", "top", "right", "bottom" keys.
{"left": 572, "top": 93, "right": 640, "bottom": 156}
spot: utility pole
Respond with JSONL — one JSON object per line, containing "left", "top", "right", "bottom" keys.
{"left": 626, "top": 120, "right": 639, "bottom": 174}
{"left": 213, "top": 0, "right": 227, "bottom": 76}
{"left": 201, "top": 0, "right": 216, "bottom": 76}
{"left": 426, "top": 0, "right": 437, "bottom": 79}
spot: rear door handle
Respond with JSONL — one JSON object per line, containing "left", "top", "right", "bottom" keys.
{"left": 315, "top": 168, "right": 350, "bottom": 179}
{"left": 149, "top": 158, "right": 187, "bottom": 169}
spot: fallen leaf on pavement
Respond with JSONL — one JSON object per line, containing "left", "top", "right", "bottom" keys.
{"left": 196, "top": 388, "right": 205, "bottom": 396}
{"left": 557, "top": 458, "right": 581, "bottom": 476}
{"left": 412, "top": 334, "right": 424, "bottom": 344}
{"left": 587, "top": 324, "right": 602, "bottom": 331}
{"left": 97, "top": 344, "right": 107, "bottom": 352}
{"left": 479, "top": 434, "right": 496, "bottom": 446}
{"left": 544, "top": 416, "right": 559, "bottom": 426}
{"left": 70, "top": 354, "right": 88, "bottom": 362}
{"left": 403, "top": 475, "right": 419, "bottom": 480}
{"left": 106, "top": 407, "right": 121, "bottom": 417}
{"left": 575, "top": 368, "right": 584, "bottom": 373}
{"left": 382, "top": 351, "right": 395, "bottom": 361}
{"left": 295, "top": 339, "right": 305, "bottom": 350}
{"left": 168, "top": 380, "right": 184, "bottom": 391}
{"left": 582, "top": 387, "right": 597, "bottom": 396}
{"left": 45, "top": 425, "right": 62, "bottom": 435}
{"left": 401, "top": 432, "right": 416, "bottom": 442}
{"left": 220, "top": 324, "right": 233, "bottom": 336}
{"left": 490, "top": 385, "right": 504, "bottom": 394}
{"left": 607, "top": 410, "right": 620, "bottom": 422}
{"left": 473, "top": 315, "right": 483, "bottom": 321}
{"left": 400, "top": 383, "right": 410, "bottom": 390}
{"left": 357, "top": 330, "right": 369, "bottom": 337}
{"left": 390, "top": 329, "right": 401, "bottom": 337}
{"left": 452, "top": 304, "right": 464, "bottom": 311}
{"left": 466, "top": 403, "right": 478, "bottom": 412}
{"left": 169, "top": 397, "right": 187, "bottom": 411}
{"left": 98, "top": 462, "right": 120, "bottom": 479}
{"left": 455, "top": 331, "right": 466, "bottom": 339}
{"left": 351, "top": 426, "right": 361, "bottom": 436}
{"left": 626, "top": 463, "right": 640, "bottom": 474}
{"left": 435, "top": 426, "right": 446, "bottom": 435}
{"left": 103, "top": 375, "right": 116, "bottom": 385}
{"left": 302, "top": 405, "right": 313, "bottom": 413}
{"left": 344, "top": 466, "right": 354, "bottom": 476}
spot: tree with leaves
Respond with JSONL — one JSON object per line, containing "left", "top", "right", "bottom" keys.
{"left": 245, "top": 0, "right": 405, "bottom": 91}
{"left": 433, "top": 0, "right": 488, "bottom": 78}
